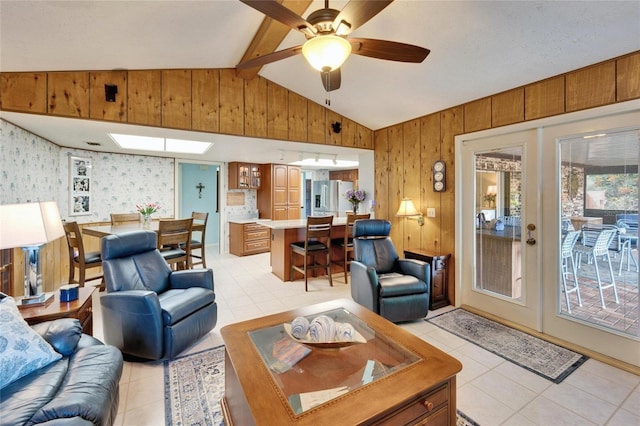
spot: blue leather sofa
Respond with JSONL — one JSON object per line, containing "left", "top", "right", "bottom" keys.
{"left": 100, "top": 230, "right": 217, "bottom": 360}
{"left": 350, "top": 219, "right": 431, "bottom": 322}
{"left": 0, "top": 318, "right": 123, "bottom": 426}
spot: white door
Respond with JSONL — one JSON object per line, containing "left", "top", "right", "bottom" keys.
{"left": 458, "top": 129, "right": 541, "bottom": 330}
{"left": 456, "top": 105, "right": 640, "bottom": 367}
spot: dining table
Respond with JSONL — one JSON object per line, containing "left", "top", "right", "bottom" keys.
{"left": 83, "top": 221, "right": 204, "bottom": 238}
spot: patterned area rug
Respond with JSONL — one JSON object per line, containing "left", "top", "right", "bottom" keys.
{"left": 165, "top": 345, "right": 478, "bottom": 425}
{"left": 427, "top": 309, "right": 588, "bottom": 383}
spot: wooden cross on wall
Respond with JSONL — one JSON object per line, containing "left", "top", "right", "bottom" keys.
{"left": 196, "top": 182, "right": 205, "bottom": 199}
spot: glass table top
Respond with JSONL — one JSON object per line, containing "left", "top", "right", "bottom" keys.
{"left": 248, "top": 308, "right": 420, "bottom": 415}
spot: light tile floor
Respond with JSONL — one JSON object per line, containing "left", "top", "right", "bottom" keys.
{"left": 90, "top": 250, "right": 640, "bottom": 426}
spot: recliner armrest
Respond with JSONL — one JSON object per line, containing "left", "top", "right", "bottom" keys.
{"left": 32, "top": 318, "right": 83, "bottom": 356}
{"left": 169, "top": 268, "right": 214, "bottom": 291}
{"left": 350, "top": 261, "right": 381, "bottom": 313}
{"left": 397, "top": 259, "right": 430, "bottom": 284}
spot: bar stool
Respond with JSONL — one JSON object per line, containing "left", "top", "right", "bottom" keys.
{"left": 561, "top": 230, "right": 581, "bottom": 313}
{"left": 63, "top": 221, "right": 104, "bottom": 289}
{"left": 290, "top": 216, "right": 334, "bottom": 291}
{"left": 331, "top": 213, "right": 370, "bottom": 283}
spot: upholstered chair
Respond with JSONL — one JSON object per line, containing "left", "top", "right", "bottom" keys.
{"left": 100, "top": 230, "right": 217, "bottom": 360}
{"left": 350, "top": 219, "right": 430, "bottom": 322}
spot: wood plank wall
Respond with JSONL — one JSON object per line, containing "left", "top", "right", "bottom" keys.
{"left": 0, "top": 68, "right": 374, "bottom": 147}
{"left": 373, "top": 51, "right": 639, "bottom": 305}
{"left": 1, "top": 51, "right": 639, "bottom": 298}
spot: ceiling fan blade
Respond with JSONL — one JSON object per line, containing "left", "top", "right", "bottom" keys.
{"left": 321, "top": 68, "right": 341, "bottom": 92}
{"left": 240, "top": 0, "right": 316, "bottom": 36}
{"left": 349, "top": 38, "right": 430, "bottom": 63}
{"left": 236, "top": 45, "right": 303, "bottom": 69}
{"left": 332, "top": 0, "right": 393, "bottom": 35}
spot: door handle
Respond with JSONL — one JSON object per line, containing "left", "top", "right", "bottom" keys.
{"left": 526, "top": 223, "right": 536, "bottom": 245}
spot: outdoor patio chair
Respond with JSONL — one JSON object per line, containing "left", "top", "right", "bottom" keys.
{"left": 561, "top": 230, "right": 582, "bottom": 313}
{"left": 573, "top": 227, "right": 619, "bottom": 309}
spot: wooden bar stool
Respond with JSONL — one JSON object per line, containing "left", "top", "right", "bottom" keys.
{"left": 182, "top": 212, "right": 208, "bottom": 269}
{"left": 290, "top": 216, "right": 334, "bottom": 292}
{"left": 331, "top": 213, "right": 370, "bottom": 283}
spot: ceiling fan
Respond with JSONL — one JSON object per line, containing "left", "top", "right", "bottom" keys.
{"left": 236, "top": 0, "right": 430, "bottom": 94}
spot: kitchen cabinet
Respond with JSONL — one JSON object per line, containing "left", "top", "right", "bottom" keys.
{"left": 228, "top": 162, "right": 261, "bottom": 190}
{"left": 329, "top": 169, "right": 358, "bottom": 184}
{"left": 258, "top": 164, "right": 301, "bottom": 220}
{"left": 229, "top": 222, "right": 270, "bottom": 256}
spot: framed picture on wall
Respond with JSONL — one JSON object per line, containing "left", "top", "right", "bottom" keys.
{"left": 69, "top": 156, "right": 92, "bottom": 216}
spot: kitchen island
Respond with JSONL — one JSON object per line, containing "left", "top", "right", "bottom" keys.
{"left": 257, "top": 217, "right": 347, "bottom": 281}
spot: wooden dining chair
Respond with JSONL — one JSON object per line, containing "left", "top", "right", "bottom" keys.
{"left": 331, "top": 213, "right": 371, "bottom": 283}
{"left": 63, "top": 221, "right": 104, "bottom": 290}
{"left": 290, "top": 215, "right": 334, "bottom": 292}
{"left": 181, "top": 212, "right": 208, "bottom": 269}
{"left": 110, "top": 213, "right": 140, "bottom": 225}
{"left": 157, "top": 218, "right": 193, "bottom": 270}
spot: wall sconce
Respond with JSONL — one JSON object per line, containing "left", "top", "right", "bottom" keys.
{"left": 105, "top": 84, "right": 118, "bottom": 102}
{"left": 395, "top": 198, "right": 424, "bottom": 226}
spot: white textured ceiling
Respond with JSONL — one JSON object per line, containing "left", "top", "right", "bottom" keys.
{"left": 1, "top": 0, "right": 639, "bottom": 165}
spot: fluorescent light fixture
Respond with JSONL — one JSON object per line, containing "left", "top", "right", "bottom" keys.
{"left": 109, "top": 134, "right": 212, "bottom": 155}
{"left": 165, "top": 138, "right": 212, "bottom": 154}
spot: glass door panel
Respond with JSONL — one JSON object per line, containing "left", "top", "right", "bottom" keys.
{"left": 558, "top": 129, "right": 639, "bottom": 338}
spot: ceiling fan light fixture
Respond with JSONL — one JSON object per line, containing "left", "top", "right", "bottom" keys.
{"left": 302, "top": 35, "right": 351, "bottom": 72}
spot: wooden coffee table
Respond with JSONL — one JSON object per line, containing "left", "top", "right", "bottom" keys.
{"left": 20, "top": 286, "right": 96, "bottom": 336}
{"left": 221, "top": 299, "right": 462, "bottom": 425}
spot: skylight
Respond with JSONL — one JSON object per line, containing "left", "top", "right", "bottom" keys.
{"left": 109, "top": 134, "right": 212, "bottom": 155}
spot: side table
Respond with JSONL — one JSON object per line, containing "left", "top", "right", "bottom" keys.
{"left": 404, "top": 249, "right": 451, "bottom": 310}
{"left": 20, "top": 286, "right": 96, "bottom": 336}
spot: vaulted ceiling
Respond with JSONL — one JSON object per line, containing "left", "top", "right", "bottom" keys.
{"left": 1, "top": 1, "right": 639, "bottom": 165}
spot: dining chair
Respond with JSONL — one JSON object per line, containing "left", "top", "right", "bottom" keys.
{"left": 110, "top": 213, "right": 140, "bottom": 225}
{"left": 331, "top": 213, "right": 370, "bottom": 283}
{"left": 181, "top": 212, "right": 208, "bottom": 269}
{"left": 561, "top": 230, "right": 582, "bottom": 313}
{"left": 290, "top": 215, "right": 334, "bottom": 292}
{"left": 573, "top": 227, "right": 619, "bottom": 309}
{"left": 157, "top": 218, "right": 193, "bottom": 270}
{"left": 63, "top": 221, "right": 104, "bottom": 290}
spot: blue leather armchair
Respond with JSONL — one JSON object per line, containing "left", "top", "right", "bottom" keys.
{"left": 100, "top": 230, "right": 217, "bottom": 360}
{"left": 350, "top": 219, "right": 430, "bottom": 322}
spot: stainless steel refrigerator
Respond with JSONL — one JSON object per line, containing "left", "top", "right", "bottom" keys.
{"left": 311, "top": 180, "right": 354, "bottom": 217}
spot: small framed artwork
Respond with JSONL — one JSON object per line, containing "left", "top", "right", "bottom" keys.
{"left": 69, "top": 156, "right": 92, "bottom": 216}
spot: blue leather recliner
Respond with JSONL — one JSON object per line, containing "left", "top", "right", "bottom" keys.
{"left": 100, "top": 230, "right": 217, "bottom": 360}
{"left": 350, "top": 219, "right": 430, "bottom": 322}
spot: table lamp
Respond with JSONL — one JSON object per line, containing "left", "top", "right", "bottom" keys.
{"left": 396, "top": 198, "right": 424, "bottom": 226}
{"left": 0, "top": 201, "right": 65, "bottom": 304}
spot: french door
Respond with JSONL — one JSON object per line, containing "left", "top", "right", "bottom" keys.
{"left": 459, "top": 129, "right": 541, "bottom": 330}
{"left": 456, "top": 105, "right": 640, "bottom": 367}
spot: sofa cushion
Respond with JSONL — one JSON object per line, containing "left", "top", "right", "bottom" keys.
{"left": 0, "top": 297, "right": 62, "bottom": 389}
{"left": 158, "top": 288, "right": 215, "bottom": 326}
{"left": 27, "top": 345, "right": 123, "bottom": 426}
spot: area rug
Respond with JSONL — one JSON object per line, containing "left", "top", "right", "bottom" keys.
{"left": 427, "top": 309, "right": 588, "bottom": 383}
{"left": 165, "top": 346, "right": 478, "bottom": 426}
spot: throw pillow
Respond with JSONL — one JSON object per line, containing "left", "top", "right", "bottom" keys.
{"left": 0, "top": 296, "right": 62, "bottom": 389}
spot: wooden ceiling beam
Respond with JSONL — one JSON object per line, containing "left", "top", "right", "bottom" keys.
{"left": 236, "top": 0, "right": 313, "bottom": 80}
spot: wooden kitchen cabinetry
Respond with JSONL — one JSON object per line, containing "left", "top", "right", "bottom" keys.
{"left": 228, "top": 162, "right": 261, "bottom": 190}
{"left": 229, "top": 222, "right": 270, "bottom": 256}
{"left": 329, "top": 169, "right": 358, "bottom": 184}
{"left": 258, "top": 164, "right": 301, "bottom": 220}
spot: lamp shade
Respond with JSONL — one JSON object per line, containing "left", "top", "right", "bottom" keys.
{"left": 395, "top": 198, "right": 421, "bottom": 217}
{"left": 487, "top": 185, "right": 497, "bottom": 194}
{"left": 302, "top": 35, "right": 352, "bottom": 72}
{"left": 0, "top": 201, "right": 65, "bottom": 249}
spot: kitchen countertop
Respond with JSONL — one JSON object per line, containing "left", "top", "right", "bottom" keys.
{"left": 257, "top": 217, "right": 348, "bottom": 229}
{"left": 228, "top": 218, "right": 260, "bottom": 224}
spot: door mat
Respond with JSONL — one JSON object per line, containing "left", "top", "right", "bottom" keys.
{"left": 165, "top": 345, "right": 478, "bottom": 425}
{"left": 427, "top": 309, "right": 588, "bottom": 383}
